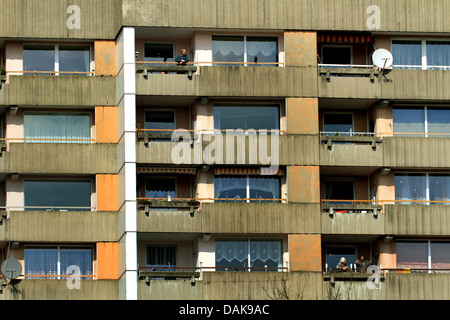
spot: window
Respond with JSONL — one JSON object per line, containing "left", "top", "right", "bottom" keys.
{"left": 393, "top": 107, "right": 450, "bottom": 137}
{"left": 144, "top": 43, "right": 174, "bottom": 62}
{"left": 324, "top": 180, "right": 355, "bottom": 204}
{"left": 392, "top": 40, "right": 450, "bottom": 70}
{"left": 214, "top": 175, "right": 280, "bottom": 202}
{"left": 396, "top": 241, "right": 450, "bottom": 272}
{"left": 146, "top": 246, "right": 177, "bottom": 271}
{"left": 215, "top": 240, "right": 282, "bottom": 271}
{"left": 321, "top": 46, "right": 353, "bottom": 65}
{"left": 212, "top": 36, "right": 278, "bottom": 67}
{"left": 24, "top": 112, "right": 91, "bottom": 143}
{"left": 214, "top": 105, "right": 280, "bottom": 132}
{"left": 23, "top": 44, "right": 91, "bottom": 75}
{"left": 325, "top": 246, "right": 357, "bottom": 270}
{"left": 323, "top": 113, "right": 354, "bottom": 135}
{"left": 144, "top": 110, "right": 175, "bottom": 138}
{"left": 395, "top": 174, "right": 450, "bottom": 205}
{"left": 24, "top": 180, "right": 92, "bottom": 211}
{"left": 25, "top": 246, "right": 93, "bottom": 279}
{"left": 145, "top": 178, "right": 177, "bottom": 199}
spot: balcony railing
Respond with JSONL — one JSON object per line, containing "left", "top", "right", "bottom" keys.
{"left": 393, "top": 65, "right": 450, "bottom": 71}
{"left": 5, "top": 70, "right": 94, "bottom": 77}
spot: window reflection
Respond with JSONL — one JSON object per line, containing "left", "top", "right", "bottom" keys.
{"left": 214, "top": 175, "right": 280, "bottom": 203}
{"left": 214, "top": 105, "right": 280, "bottom": 132}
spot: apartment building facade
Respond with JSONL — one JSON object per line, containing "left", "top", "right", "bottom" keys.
{"left": 0, "top": 0, "right": 449, "bottom": 300}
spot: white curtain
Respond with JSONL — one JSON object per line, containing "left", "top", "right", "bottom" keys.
{"left": 250, "top": 241, "right": 281, "bottom": 265}
{"left": 25, "top": 248, "right": 58, "bottom": 279}
{"left": 426, "top": 41, "right": 450, "bottom": 69}
{"left": 24, "top": 113, "right": 91, "bottom": 143}
{"left": 216, "top": 241, "right": 248, "bottom": 263}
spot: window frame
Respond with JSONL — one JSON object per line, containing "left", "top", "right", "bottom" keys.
{"left": 393, "top": 106, "right": 450, "bottom": 137}
{"left": 211, "top": 35, "right": 280, "bottom": 67}
{"left": 143, "top": 108, "right": 177, "bottom": 132}
{"left": 391, "top": 38, "right": 450, "bottom": 70}
{"left": 22, "top": 43, "right": 92, "bottom": 75}
{"left": 395, "top": 172, "right": 450, "bottom": 205}
{"left": 145, "top": 176, "right": 178, "bottom": 199}
{"left": 323, "top": 178, "right": 356, "bottom": 204}
{"left": 143, "top": 42, "right": 175, "bottom": 62}
{"left": 24, "top": 244, "right": 94, "bottom": 279}
{"left": 322, "top": 111, "right": 355, "bottom": 135}
{"left": 396, "top": 240, "right": 450, "bottom": 272}
{"left": 23, "top": 178, "right": 94, "bottom": 211}
{"left": 214, "top": 174, "right": 281, "bottom": 203}
{"left": 320, "top": 44, "right": 354, "bottom": 66}
{"left": 214, "top": 238, "right": 283, "bottom": 271}
{"left": 23, "top": 111, "right": 93, "bottom": 143}
{"left": 146, "top": 245, "right": 178, "bottom": 270}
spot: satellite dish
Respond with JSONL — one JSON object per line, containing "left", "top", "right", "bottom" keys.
{"left": 1, "top": 258, "right": 22, "bottom": 280}
{"left": 372, "top": 49, "right": 393, "bottom": 69}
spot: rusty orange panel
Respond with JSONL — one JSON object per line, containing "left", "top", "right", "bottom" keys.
{"left": 289, "top": 234, "right": 321, "bottom": 272}
{"left": 288, "top": 166, "right": 320, "bottom": 203}
{"left": 284, "top": 31, "right": 317, "bottom": 67}
{"left": 94, "top": 41, "right": 117, "bottom": 76}
{"left": 97, "top": 242, "right": 119, "bottom": 280}
{"left": 286, "top": 98, "right": 318, "bottom": 134}
{"left": 96, "top": 174, "right": 119, "bottom": 212}
{"left": 95, "top": 106, "right": 118, "bottom": 143}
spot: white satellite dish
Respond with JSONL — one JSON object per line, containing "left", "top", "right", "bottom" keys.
{"left": 372, "top": 49, "right": 393, "bottom": 69}
{"left": 1, "top": 258, "right": 22, "bottom": 280}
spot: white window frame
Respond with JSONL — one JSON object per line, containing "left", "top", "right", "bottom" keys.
{"left": 23, "top": 44, "right": 92, "bottom": 75}
{"left": 391, "top": 38, "right": 450, "bottom": 70}
{"left": 396, "top": 240, "right": 450, "bottom": 273}
{"left": 393, "top": 106, "right": 450, "bottom": 137}
{"left": 322, "top": 111, "right": 355, "bottom": 135}
{"left": 144, "top": 108, "right": 177, "bottom": 131}
{"left": 320, "top": 44, "right": 354, "bottom": 66}
{"left": 24, "top": 244, "right": 94, "bottom": 279}
{"left": 143, "top": 42, "right": 175, "bottom": 62}
{"left": 395, "top": 172, "right": 450, "bottom": 205}
{"left": 212, "top": 35, "right": 280, "bottom": 67}
{"left": 145, "top": 176, "right": 178, "bottom": 199}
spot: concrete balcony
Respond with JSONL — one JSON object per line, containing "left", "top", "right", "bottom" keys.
{"left": 318, "top": 69, "right": 450, "bottom": 101}
{"left": 0, "top": 279, "right": 118, "bottom": 300}
{"left": 0, "top": 75, "right": 116, "bottom": 107}
{"left": 136, "top": 134, "right": 319, "bottom": 166}
{"left": 138, "top": 271, "right": 323, "bottom": 300}
{"left": 0, "top": 143, "right": 117, "bottom": 174}
{"left": 383, "top": 137, "right": 450, "bottom": 169}
{"left": 3, "top": 211, "right": 118, "bottom": 242}
{"left": 137, "top": 203, "right": 320, "bottom": 234}
{"left": 137, "top": 271, "right": 450, "bottom": 300}
{"left": 136, "top": 66, "right": 317, "bottom": 98}
{"left": 321, "top": 203, "right": 450, "bottom": 237}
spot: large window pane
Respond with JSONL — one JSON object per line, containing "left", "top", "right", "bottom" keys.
{"left": 144, "top": 111, "right": 175, "bottom": 131}
{"left": 212, "top": 36, "right": 244, "bottom": 66}
{"left": 250, "top": 240, "right": 282, "bottom": 271}
{"left": 25, "top": 248, "right": 58, "bottom": 279}
{"left": 431, "top": 242, "right": 450, "bottom": 270}
{"left": 396, "top": 242, "right": 428, "bottom": 271}
{"left": 249, "top": 177, "right": 280, "bottom": 202}
{"left": 60, "top": 248, "right": 93, "bottom": 278}
{"left": 326, "top": 247, "right": 356, "bottom": 271}
{"left": 395, "top": 174, "right": 427, "bottom": 204}
{"left": 392, "top": 40, "right": 422, "bottom": 69}
{"left": 24, "top": 181, "right": 91, "bottom": 211}
{"left": 214, "top": 176, "right": 247, "bottom": 202}
{"left": 59, "top": 46, "right": 90, "bottom": 76}
{"left": 147, "top": 246, "right": 177, "bottom": 271}
{"left": 426, "top": 41, "right": 450, "bottom": 70}
{"left": 23, "top": 45, "right": 55, "bottom": 75}
{"left": 144, "top": 43, "right": 174, "bottom": 62}
{"left": 323, "top": 113, "right": 353, "bottom": 134}
{"left": 24, "top": 113, "right": 91, "bottom": 143}
{"left": 393, "top": 108, "right": 426, "bottom": 136}
{"left": 145, "top": 178, "right": 176, "bottom": 198}
{"left": 427, "top": 108, "right": 450, "bottom": 137}
{"left": 214, "top": 106, "right": 279, "bottom": 132}
{"left": 429, "top": 175, "right": 450, "bottom": 204}
{"left": 246, "top": 36, "right": 278, "bottom": 67}
{"left": 322, "top": 46, "right": 352, "bottom": 65}
{"left": 215, "top": 240, "right": 248, "bottom": 271}
{"left": 324, "top": 180, "right": 355, "bottom": 205}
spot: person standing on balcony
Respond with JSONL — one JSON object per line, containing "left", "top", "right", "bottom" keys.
{"left": 355, "top": 255, "right": 371, "bottom": 273}
{"left": 175, "top": 49, "right": 189, "bottom": 65}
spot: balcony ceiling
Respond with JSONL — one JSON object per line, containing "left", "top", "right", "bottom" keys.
{"left": 320, "top": 166, "right": 380, "bottom": 176}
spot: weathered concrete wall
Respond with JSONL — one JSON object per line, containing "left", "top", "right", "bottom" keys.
{"left": 138, "top": 271, "right": 323, "bottom": 300}
{"left": 1, "top": 76, "right": 116, "bottom": 107}
{"left": 321, "top": 211, "right": 384, "bottom": 235}
{"left": 122, "top": 0, "right": 450, "bottom": 33}
{"left": 5, "top": 143, "right": 117, "bottom": 174}
{"left": 0, "top": 0, "right": 122, "bottom": 39}
{"left": 0, "top": 279, "right": 118, "bottom": 300}
{"left": 137, "top": 203, "right": 321, "bottom": 234}
{"left": 5, "top": 211, "right": 118, "bottom": 242}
